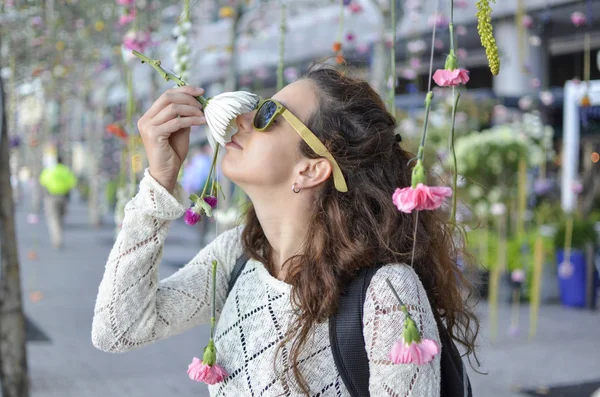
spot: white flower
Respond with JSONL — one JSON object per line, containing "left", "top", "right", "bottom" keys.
{"left": 490, "top": 202, "right": 506, "bottom": 216}
{"left": 177, "top": 34, "right": 188, "bottom": 45}
{"left": 204, "top": 91, "right": 260, "bottom": 148}
{"left": 172, "top": 25, "right": 181, "bottom": 37}
{"left": 181, "top": 21, "right": 192, "bottom": 33}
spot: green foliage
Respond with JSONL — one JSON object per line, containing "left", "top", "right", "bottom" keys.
{"left": 466, "top": 228, "right": 554, "bottom": 272}
{"left": 553, "top": 216, "right": 598, "bottom": 250}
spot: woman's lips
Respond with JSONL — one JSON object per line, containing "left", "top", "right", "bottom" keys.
{"left": 226, "top": 136, "right": 242, "bottom": 150}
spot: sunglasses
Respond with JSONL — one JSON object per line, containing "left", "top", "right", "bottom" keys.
{"left": 252, "top": 98, "right": 348, "bottom": 193}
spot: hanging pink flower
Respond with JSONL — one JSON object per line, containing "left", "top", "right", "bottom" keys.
{"left": 428, "top": 13, "right": 449, "bottom": 29}
{"left": 119, "top": 9, "right": 137, "bottom": 26}
{"left": 116, "top": 0, "right": 135, "bottom": 5}
{"left": 570, "top": 12, "right": 587, "bottom": 27}
{"left": 204, "top": 196, "right": 218, "bottom": 209}
{"left": 187, "top": 357, "right": 227, "bottom": 385}
{"left": 432, "top": 68, "right": 470, "bottom": 87}
{"left": 349, "top": 3, "right": 363, "bottom": 13}
{"left": 386, "top": 280, "right": 440, "bottom": 366}
{"left": 122, "top": 30, "right": 153, "bottom": 52}
{"left": 456, "top": 25, "right": 467, "bottom": 36}
{"left": 522, "top": 15, "right": 534, "bottom": 29}
{"left": 392, "top": 184, "right": 452, "bottom": 213}
{"left": 184, "top": 208, "right": 201, "bottom": 225}
{"left": 390, "top": 339, "right": 440, "bottom": 365}
{"left": 571, "top": 181, "right": 583, "bottom": 194}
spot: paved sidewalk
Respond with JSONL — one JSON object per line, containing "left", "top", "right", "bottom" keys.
{"left": 5, "top": 195, "right": 600, "bottom": 397}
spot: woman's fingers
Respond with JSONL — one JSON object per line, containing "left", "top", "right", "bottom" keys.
{"left": 155, "top": 116, "right": 206, "bottom": 135}
{"left": 144, "top": 86, "right": 205, "bottom": 119}
{"left": 151, "top": 103, "right": 205, "bottom": 126}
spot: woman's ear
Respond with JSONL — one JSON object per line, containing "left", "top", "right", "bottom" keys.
{"left": 295, "top": 158, "right": 333, "bottom": 190}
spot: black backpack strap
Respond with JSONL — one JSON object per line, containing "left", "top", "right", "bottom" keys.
{"left": 329, "top": 265, "right": 384, "bottom": 397}
{"left": 228, "top": 253, "right": 250, "bottom": 295}
{"left": 436, "top": 317, "right": 472, "bottom": 397}
{"left": 330, "top": 265, "right": 472, "bottom": 397}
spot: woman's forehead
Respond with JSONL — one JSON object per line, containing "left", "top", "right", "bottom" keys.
{"left": 272, "top": 79, "right": 317, "bottom": 123}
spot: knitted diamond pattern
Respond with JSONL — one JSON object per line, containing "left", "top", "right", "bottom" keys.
{"left": 92, "top": 170, "right": 441, "bottom": 396}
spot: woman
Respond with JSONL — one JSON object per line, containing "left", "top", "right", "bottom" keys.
{"left": 92, "top": 67, "right": 479, "bottom": 396}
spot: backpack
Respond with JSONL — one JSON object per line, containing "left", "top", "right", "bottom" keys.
{"left": 228, "top": 254, "right": 472, "bottom": 397}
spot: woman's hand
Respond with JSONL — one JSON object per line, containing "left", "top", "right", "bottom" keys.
{"left": 137, "top": 86, "right": 206, "bottom": 193}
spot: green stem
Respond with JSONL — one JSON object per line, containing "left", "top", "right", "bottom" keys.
{"left": 131, "top": 50, "right": 209, "bottom": 108}
{"left": 210, "top": 260, "right": 218, "bottom": 339}
{"left": 126, "top": 69, "right": 136, "bottom": 188}
{"left": 337, "top": 0, "right": 345, "bottom": 42}
{"left": 449, "top": 0, "right": 455, "bottom": 52}
{"left": 449, "top": 89, "right": 461, "bottom": 224}
{"left": 200, "top": 145, "right": 220, "bottom": 198}
{"left": 417, "top": 91, "right": 434, "bottom": 161}
{"left": 388, "top": 0, "right": 397, "bottom": 117}
{"left": 183, "top": 0, "right": 191, "bottom": 22}
{"left": 277, "top": 3, "right": 286, "bottom": 91}
{"left": 385, "top": 278, "right": 406, "bottom": 308}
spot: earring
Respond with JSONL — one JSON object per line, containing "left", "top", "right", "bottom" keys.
{"left": 292, "top": 183, "right": 301, "bottom": 193}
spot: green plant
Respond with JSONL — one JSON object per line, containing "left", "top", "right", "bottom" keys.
{"left": 553, "top": 216, "right": 598, "bottom": 250}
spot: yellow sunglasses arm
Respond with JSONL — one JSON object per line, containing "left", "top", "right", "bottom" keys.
{"left": 281, "top": 110, "right": 348, "bottom": 192}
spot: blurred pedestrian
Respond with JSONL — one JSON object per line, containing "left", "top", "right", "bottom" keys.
{"left": 39, "top": 155, "right": 77, "bottom": 249}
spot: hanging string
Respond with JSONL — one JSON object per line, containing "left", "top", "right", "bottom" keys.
{"left": 277, "top": 2, "right": 287, "bottom": 91}
{"left": 388, "top": 0, "right": 397, "bottom": 117}
{"left": 410, "top": 0, "right": 441, "bottom": 268}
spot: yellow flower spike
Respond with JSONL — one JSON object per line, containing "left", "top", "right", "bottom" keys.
{"left": 219, "top": 6, "right": 235, "bottom": 18}
{"left": 55, "top": 41, "right": 65, "bottom": 51}
{"left": 95, "top": 20, "right": 105, "bottom": 32}
{"left": 476, "top": 0, "right": 501, "bottom": 76}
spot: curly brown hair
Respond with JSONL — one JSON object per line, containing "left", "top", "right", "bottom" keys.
{"left": 242, "top": 66, "right": 480, "bottom": 395}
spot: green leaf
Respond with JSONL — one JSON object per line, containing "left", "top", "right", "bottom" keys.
{"left": 189, "top": 194, "right": 200, "bottom": 202}
{"left": 198, "top": 198, "right": 213, "bottom": 217}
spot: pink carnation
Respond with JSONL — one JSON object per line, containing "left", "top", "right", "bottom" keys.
{"left": 119, "top": 9, "right": 137, "bottom": 26}
{"left": 184, "top": 208, "right": 201, "bottom": 225}
{"left": 432, "top": 68, "right": 470, "bottom": 87}
{"left": 570, "top": 12, "right": 587, "bottom": 27}
{"left": 390, "top": 339, "right": 439, "bottom": 365}
{"left": 392, "top": 184, "right": 452, "bottom": 213}
{"left": 187, "top": 357, "right": 227, "bottom": 385}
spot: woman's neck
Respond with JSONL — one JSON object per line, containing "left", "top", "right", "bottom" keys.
{"left": 250, "top": 193, "right": 313, "bottom": 280}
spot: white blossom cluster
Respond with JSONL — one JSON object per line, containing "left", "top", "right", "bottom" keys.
{"left": 171, "top": 21, "right": 192, "bottom": 82}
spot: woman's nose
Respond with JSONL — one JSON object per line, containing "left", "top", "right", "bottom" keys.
{"left": 235, "top": 112, "right": 254, "bottom": 133}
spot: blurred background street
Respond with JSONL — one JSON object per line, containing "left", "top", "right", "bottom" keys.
{"left": 8, "top": 192, "right": 599, "bottom": 397}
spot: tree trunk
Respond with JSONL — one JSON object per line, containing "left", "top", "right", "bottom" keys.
{"left": 0, "top": 71, "right": 30, "bottom": 397}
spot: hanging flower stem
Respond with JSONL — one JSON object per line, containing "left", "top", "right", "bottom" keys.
{"left": 385, "top": 278, "right": 406, "bottom": 309}
{"left": 277, "top": 3, "right": 287, "bottom": 91}
{"left": 126, "top": 69, "right": 136, "bottom": 193}
{"left": 132, "top": 50, "right": 209, "bottom": 108}
{"left": 200, "top": 145, "right": 221, "bottom": 199}
{"left": 210, "top": 260, "right": 218, "bottom": 338}
{"left": 388, "top": 0, "right": 397, "bottom": 117}
{"left": 449, "top": 89, "right": 461, "bottom": 224}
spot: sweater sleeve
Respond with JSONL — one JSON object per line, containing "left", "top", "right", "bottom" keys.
{"left": 91, "top": 169, "right": 244, "bottom": 353}
{"left": 363, "top": 264, "right": 441, "bottom": 396}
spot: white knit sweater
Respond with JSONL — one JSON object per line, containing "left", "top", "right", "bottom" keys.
{"left": 92, "top": 170, "right": 441, "bottom": 396}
